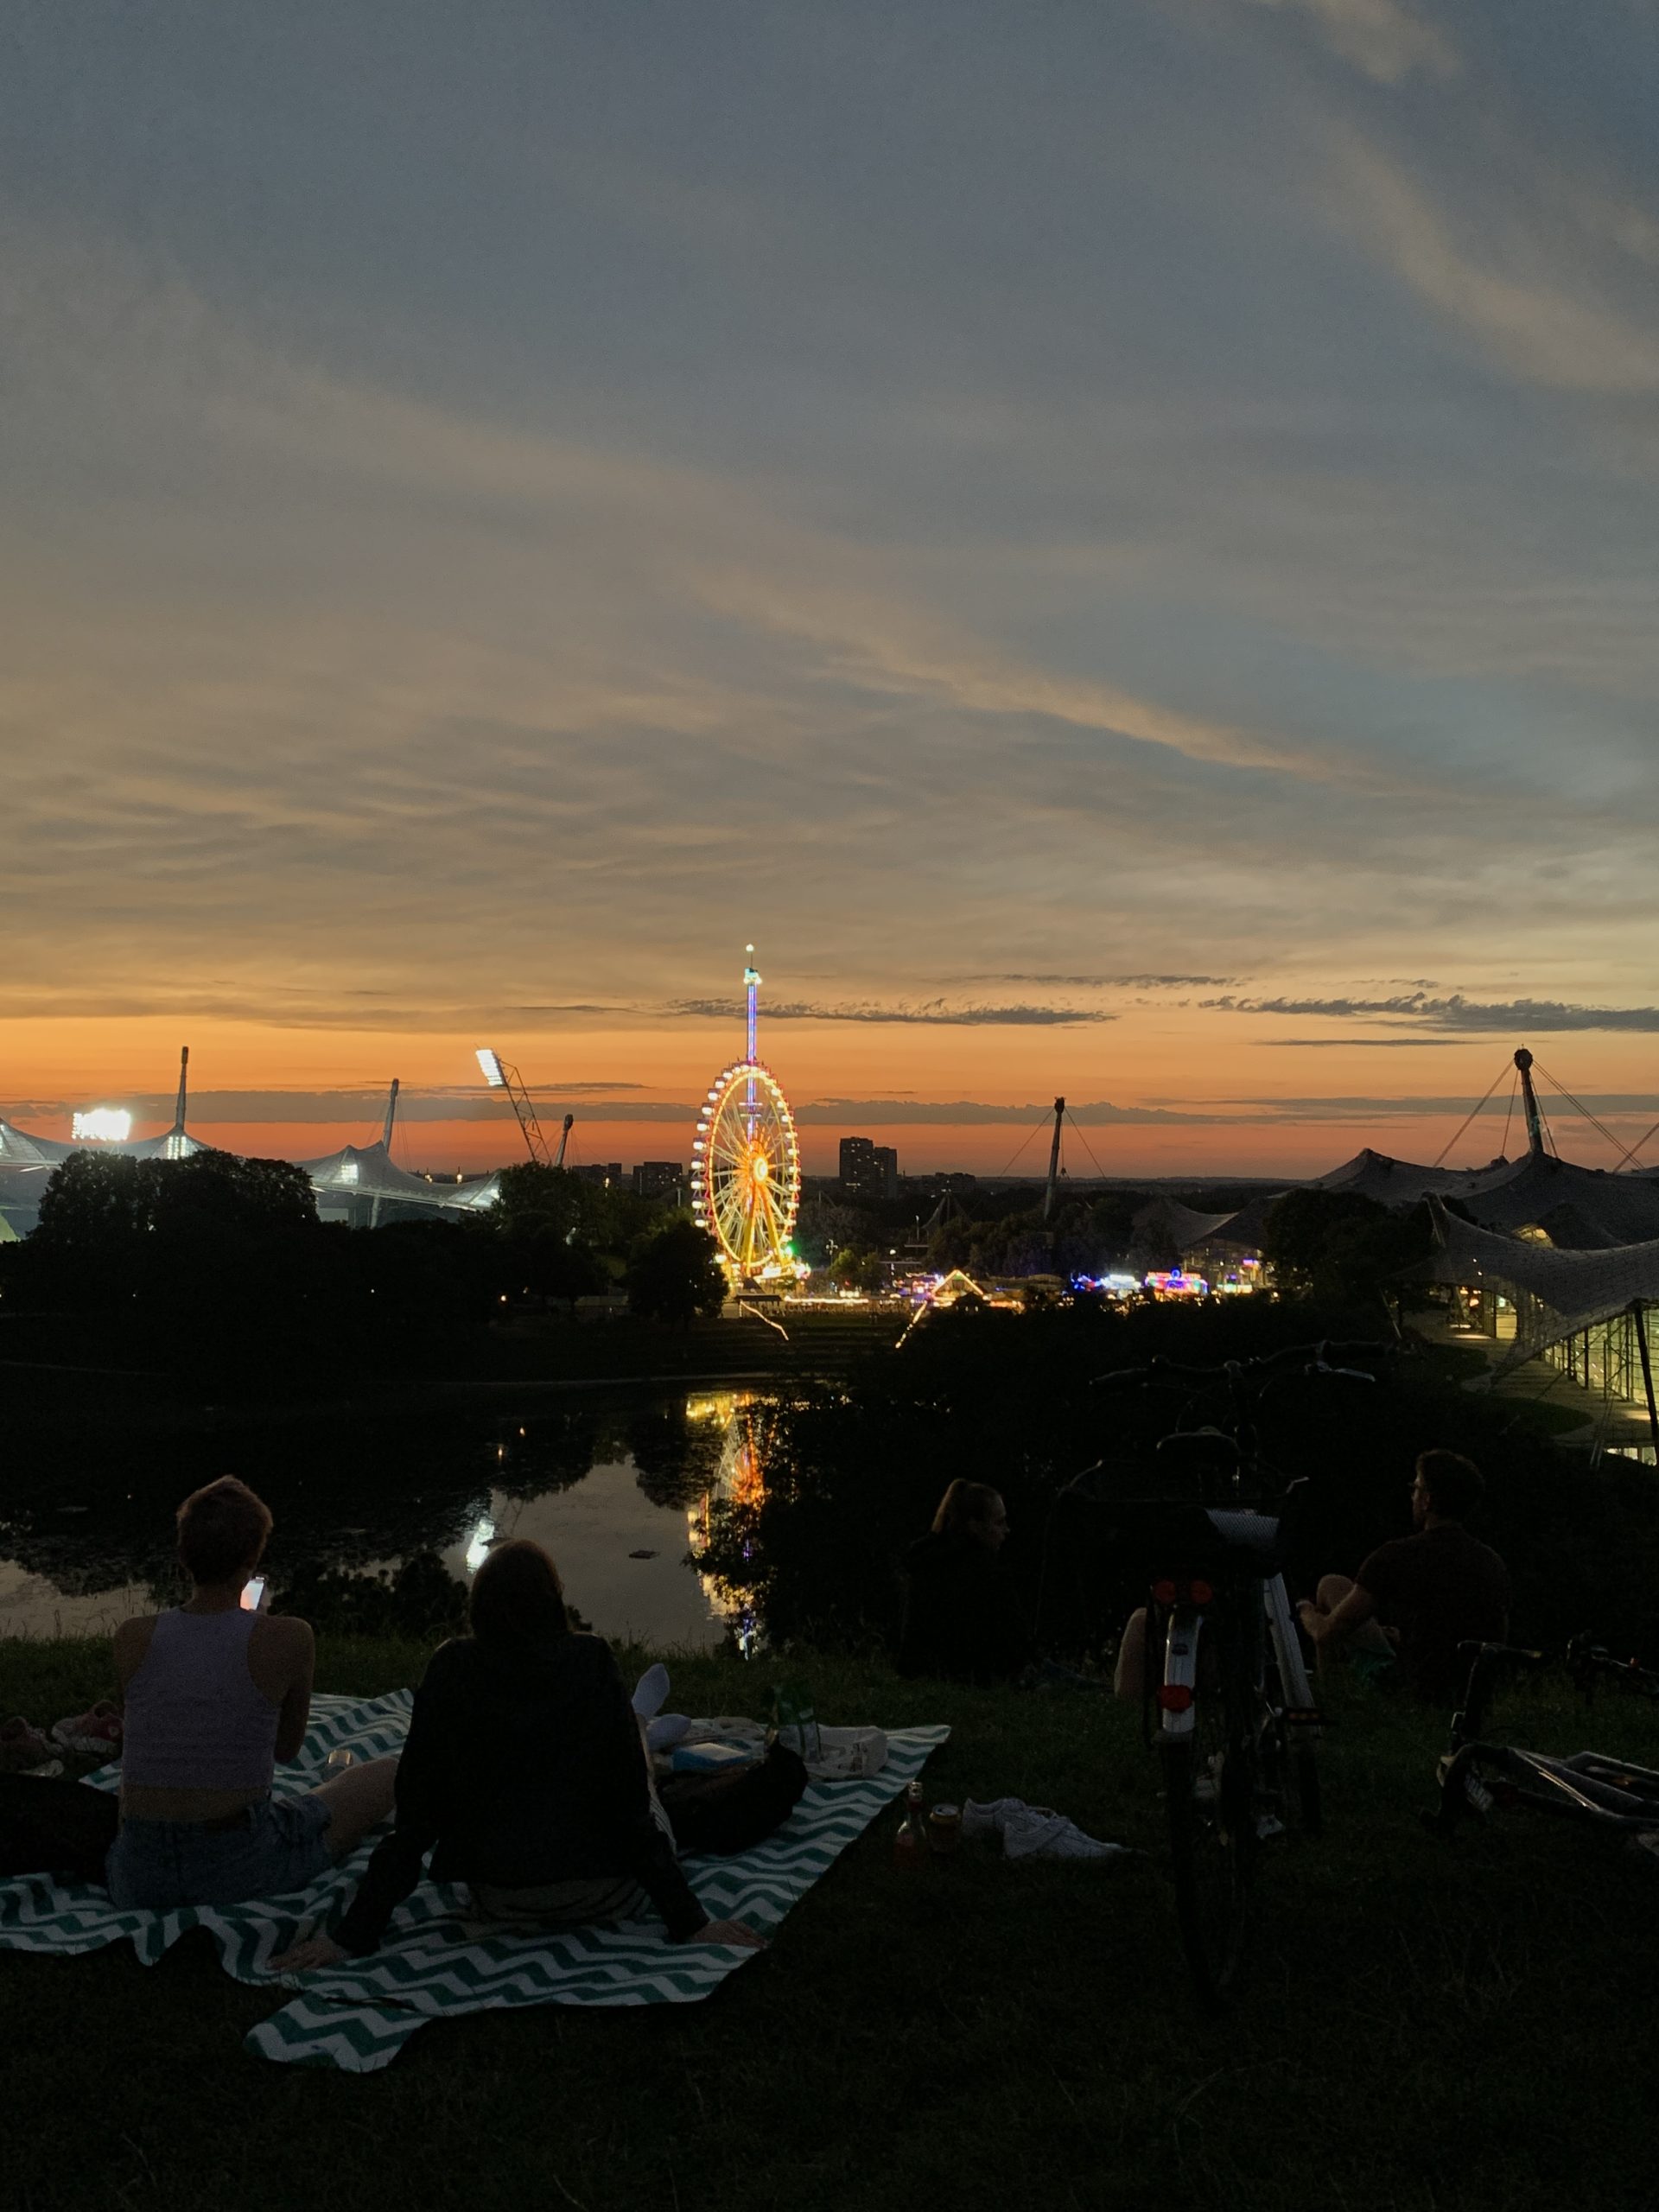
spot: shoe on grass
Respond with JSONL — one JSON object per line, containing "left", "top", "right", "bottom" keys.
{"left": 51, "top": 1700, "right": 124, "bottom": 1758}
{"left": 1001, "top": 1808, "right": 1127, "bottom": 1861}
{"left": 961, "top": 1797, "right": 1022, "bottom": 1841}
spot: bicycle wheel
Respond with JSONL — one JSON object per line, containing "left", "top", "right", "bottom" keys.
{"left": 1163, "top": 1626, "right": 1256, "bottom": 2007}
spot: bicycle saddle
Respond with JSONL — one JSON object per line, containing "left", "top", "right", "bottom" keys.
{"left": 1202, "top": 1508, "right": 1284, "bottom": 1567}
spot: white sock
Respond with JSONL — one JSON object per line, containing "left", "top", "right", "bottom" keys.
{"left": 632, "top": 1663, "right": 671, "bottom": 1719}
{"left": 646, "top": 1713, "right": 691, "bottom": 1751}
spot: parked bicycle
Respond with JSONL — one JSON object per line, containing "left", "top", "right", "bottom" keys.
{"left": 1067, "top": 1338, "right": 1394, "bottom": 2005}
{"left": 1427, "top": 1638, "right": 1659, "bottom": 1856}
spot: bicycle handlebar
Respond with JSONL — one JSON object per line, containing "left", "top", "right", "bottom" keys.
{"left": 1457, "top": 1640, "right": 1548, "bottom": 1668}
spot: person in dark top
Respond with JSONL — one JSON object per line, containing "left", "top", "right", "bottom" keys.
{"left": 898, "top": 1480, "right": 1035, "bottom": 1684}
{"left": 1298, "top": 1450, "right": 1510, "bottom": 1702}
{"left": 270, "top": 1541, "right": 763, "bottom": 1971}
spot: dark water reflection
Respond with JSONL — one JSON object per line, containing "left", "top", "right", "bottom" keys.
{"left": 0, "top": 1391, "right": 768, "bottom": 1652}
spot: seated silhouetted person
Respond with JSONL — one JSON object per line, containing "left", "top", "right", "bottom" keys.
{"left": 107, "top": 1477, "right": 398, "bottom": 1909}
{"left": 898, "top": 1480, "right": 1034, "bottom": 1684}
{"left": 1298, "top": 1450, "right": 1510, "bottom": 1702}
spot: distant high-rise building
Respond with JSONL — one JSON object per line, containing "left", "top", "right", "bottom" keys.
{"left": 632, "top": 1160, "right": 684, "bottom": 1201}
{"left": 569, "top": 1162, "right": 623, "bottom": 1188}
{"left": 840, "top": 1135, "right": 899, "bottom": 1201}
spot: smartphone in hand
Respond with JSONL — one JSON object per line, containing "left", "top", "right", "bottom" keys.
{"left": 240, "top": 1577, "right": 268, "bottom": 1612}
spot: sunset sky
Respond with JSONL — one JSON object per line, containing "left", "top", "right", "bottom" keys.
{"left": 5, "top": 3, "right": 1658, "bottom": 1180}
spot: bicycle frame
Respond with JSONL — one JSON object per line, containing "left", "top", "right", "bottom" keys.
{"left": 1147, "top": 1564, "right": 1317, "bottom": 1751}
{"left": 1078, "top": 1337, "right": 1393, "bottom": 2005}
{"left": 1428, "top": 1640, "right": 1659, "bottom": 1840}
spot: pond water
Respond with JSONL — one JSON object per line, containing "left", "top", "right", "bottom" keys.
{"left": 0, "top": 1390, "right": 769, "bottom": 1652}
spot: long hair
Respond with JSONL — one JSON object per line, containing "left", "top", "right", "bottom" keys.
{"left": 931, "top": 1478, "right": 1002, "bottom": 1541}
{"left": 469, "top": 1539, "right": 570, "bottom": 1655}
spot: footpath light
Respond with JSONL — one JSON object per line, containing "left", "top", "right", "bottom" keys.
{"left": 475, "top": 1047, "right": 507, "bottom": 1090}
{"left": 72, "top": 1109, "right": 132, "bottom": 1142}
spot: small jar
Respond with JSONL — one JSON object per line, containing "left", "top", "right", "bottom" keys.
{"left": 927, "top": 1803, "right": 962, "bottom": 1856}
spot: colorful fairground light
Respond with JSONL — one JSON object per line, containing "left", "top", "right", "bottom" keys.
{"left": 690, "top": 949, "right": 808, "bottom": 1290}
{"left": 684, "top": 1392, "right": 767, "bottom": 1655}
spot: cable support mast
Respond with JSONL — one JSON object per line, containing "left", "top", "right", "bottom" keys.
{"left": 1044, "top": 1095, "right": 1065, "bottom": 1221}
{"left": 1513, "top": 1048, "right": 1552, "bottom": 1161}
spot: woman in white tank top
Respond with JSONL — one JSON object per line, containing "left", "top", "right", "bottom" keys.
{"left": 106, "top": 1477, "right": 397, "bottom": 1911}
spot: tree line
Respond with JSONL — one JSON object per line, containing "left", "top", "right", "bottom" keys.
{"left": 0, "top": 1151, "right": 728, "bottom": 1385}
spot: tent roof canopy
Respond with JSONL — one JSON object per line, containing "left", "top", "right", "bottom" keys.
{"left": 1416, "top": 1197, "right": 1659, "bottom": 1370}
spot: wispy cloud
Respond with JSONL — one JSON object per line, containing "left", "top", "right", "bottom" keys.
{"left": 668, "top": 999, "right": 1116, "bottom": 1027}
{"left": 1221, "top": 1093, "right": 1659, "bottom": 1116}
{"left": 794, "top": 1099, "right": 1208, "bottom": 1127}
{"left": 953, "top": 973, "right": 1239, "bottom": 988}
{"left": 1335, "top": 137, "right": 1659, "bottom": 393}
{"left": 1204, "top": 995, "right": 1659, "bottom": 1033}
{"left": 1240, "top": 0, "right": 1457, "bottom": 84}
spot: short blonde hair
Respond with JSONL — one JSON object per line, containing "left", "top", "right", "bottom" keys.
{"left": 176, "top": 1477, "right": 272, "bottom": 1585}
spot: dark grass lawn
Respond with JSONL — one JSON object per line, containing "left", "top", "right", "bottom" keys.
{"left": 3, "top": 1635, "right": 1656, "bottom": 2212}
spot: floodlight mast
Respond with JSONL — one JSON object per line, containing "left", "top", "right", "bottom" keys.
{"left": 474, "top": 1045, "right": 553, "bottom": 1166}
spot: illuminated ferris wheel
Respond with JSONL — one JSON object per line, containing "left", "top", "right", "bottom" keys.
{"left": 690, "top": 950, "right": 804, "bottom": 1287}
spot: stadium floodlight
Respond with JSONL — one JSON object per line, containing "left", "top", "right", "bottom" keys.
{"left": 475, "top": 1047, "right": 507, "bottom": 1090}
{"left": 72, "top": 1108, "right": 132, "bottom": 1143}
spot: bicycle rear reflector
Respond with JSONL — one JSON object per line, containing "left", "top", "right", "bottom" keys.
{"left": 1157, "top": 1685, "right": 1194, "bottom": 1713}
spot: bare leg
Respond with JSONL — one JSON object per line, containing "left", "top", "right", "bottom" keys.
{"left": 1307, "top": 1574, "right": 1395, "bottom": 1664}
{"left": 309, "top": 1755, "right": 398, "bottom": 1859}
{"left": 1115, "top": 1609, "right": 1147, "bottom": 1702}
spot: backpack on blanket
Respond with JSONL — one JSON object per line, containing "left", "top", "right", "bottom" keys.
{"left": 657, "top": 1741, "right": 807, "bottom": 1857}
{"left": 0, "top": 1773, "right": 119, "bottom": 1883}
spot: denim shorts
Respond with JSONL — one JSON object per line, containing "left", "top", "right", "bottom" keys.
{"left": 105, "top": 1792, "right": 334, "bottom": 1910}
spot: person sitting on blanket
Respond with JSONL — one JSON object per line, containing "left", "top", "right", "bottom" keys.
{"left": 105, "top": 1476, "right": 398, "bottom": 1911}
{"left": 897, "top": 1480, "right": 1035, "bottom": 1684}
{"left": 270, "top": 1539, "right": 764, "bottom": 1971}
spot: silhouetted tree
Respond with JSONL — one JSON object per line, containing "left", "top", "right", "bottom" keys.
{"left": 625, "top": 1219, "right": 727, "bottom": 1325}
{"left": 1262, "top": 1189, "right": 1431, "bottom": 1309}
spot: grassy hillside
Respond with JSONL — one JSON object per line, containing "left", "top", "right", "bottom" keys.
{"left": 3, "top": 1635, "right": 1656, "bottom": 2212}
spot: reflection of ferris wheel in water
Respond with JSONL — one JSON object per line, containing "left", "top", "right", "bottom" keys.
{"left": 690, "top": 949, "right": 805, "bottom": 1287}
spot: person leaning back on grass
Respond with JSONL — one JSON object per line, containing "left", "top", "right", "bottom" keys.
{"left": 105, "top": 1477, "right": 397, "bottom": 1911}
{"left": 1297, "top": 1450, "right": 1511, "bottom": 1703}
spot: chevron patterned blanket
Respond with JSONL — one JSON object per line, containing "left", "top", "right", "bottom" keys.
{"left": 0, "top": 1691, "right": 949, "bottom": 2073}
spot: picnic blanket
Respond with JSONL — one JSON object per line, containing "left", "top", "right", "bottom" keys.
{"left": 0, "top": 1691, "right": 948, "bottom": 2073}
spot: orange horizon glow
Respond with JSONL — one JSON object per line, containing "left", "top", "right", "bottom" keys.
{"left": 5, "top": 1012, "right": 1655, "bottom": 1185}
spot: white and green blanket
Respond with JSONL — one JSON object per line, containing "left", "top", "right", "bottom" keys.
{"left": 0, "top": 1691, "right": 947, "bottom": 2073}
